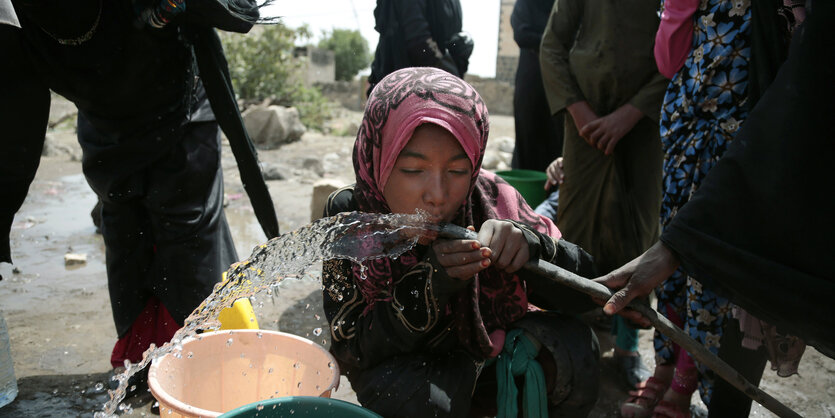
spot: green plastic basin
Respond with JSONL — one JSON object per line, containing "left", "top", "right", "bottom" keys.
{"left": 494, "top": 169, "right": 548, "bottom": 208}
{"left": 219, "top": 396, "right": 381, "bottom": 417}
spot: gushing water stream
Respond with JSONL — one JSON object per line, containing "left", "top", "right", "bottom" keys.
{"left": 96, "top": 211, "right": 437, "bottom": 416}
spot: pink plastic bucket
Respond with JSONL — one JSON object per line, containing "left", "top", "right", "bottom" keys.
{"left": 148, "top": 329, "right": 340, "bottom": 417}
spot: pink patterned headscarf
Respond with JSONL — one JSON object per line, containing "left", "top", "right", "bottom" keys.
{"left": 351, "top": 67, "right": 560, "bottom": 358}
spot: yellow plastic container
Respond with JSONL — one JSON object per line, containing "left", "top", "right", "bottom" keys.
{"left": 217, "top": 272, "right": 259, "bottom": 330}
{"left": 148, "top": 330, "right": 340, "bottom": 417}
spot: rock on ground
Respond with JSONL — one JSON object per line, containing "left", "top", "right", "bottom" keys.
{"left": 242, "top": 105, "right": 306, "bottom": 148}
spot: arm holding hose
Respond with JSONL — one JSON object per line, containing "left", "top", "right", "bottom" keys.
{"left": 594, "top": 241, "right": 680, "bottom": 315}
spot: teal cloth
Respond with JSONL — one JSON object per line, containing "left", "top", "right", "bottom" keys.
{"left": 495, "top": 328, "right": 548, "bottom": 418}
{"left": 612, "top": 315, "right": 639, "bottom": 352}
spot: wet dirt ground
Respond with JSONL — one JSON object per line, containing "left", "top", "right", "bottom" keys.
{"left": 0, "top": 102, "right": 832, "bottom": 417}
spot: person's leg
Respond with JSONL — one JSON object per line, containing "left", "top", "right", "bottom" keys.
{"left": 654, "top": 345, "right": 697, "bottom": 416}
{"left": 620, "top": 273, "right": 686, "bottom": 417}
{"left": 511, "top": 48, "right": 563, "bottom": 171}
{"left": 143, "top": 121, "right": 238, "bottom": 325}
{"left": 655, "top": 278, "right": 731, "bottom": 416}
{"left": 613, "top": 315, "right": 651, "bottom": 389}
{"left": 0, "top": 25, "right": 50, "bottom": 264}
{"left": 653, "top": 269, "right": 689, "bottom": 386}
{"left": 686, "top": 280, "right": 730, "bottom": 408}
{"left": 98, "top": 184, "right": 156, "bottom": 340}
{"left": 707, "top": 319, "right": 767, "bottom": 417}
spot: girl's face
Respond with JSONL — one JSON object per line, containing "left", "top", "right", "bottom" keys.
{"left": 383, "top": 124, "right": 473, "bottom": 224}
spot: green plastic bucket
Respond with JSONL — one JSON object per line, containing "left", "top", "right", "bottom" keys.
{"left": 219, "top": 396, "right": 381, "bottom": 417}
{"left": 494, "top": 169, "right": 548, "bottom": 208}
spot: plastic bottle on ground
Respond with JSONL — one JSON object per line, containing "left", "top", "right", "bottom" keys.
{"left": 0, "top": 311, "right": 18, "bottom": 408}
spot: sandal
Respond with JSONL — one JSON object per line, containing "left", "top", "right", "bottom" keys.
{"left": 652, "top": 400, "right": 692, "bottom": 418}
{"left": 620, "top": 376, "right": 667, "bottom": 418}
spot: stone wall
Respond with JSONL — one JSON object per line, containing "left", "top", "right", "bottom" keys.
{"left": 316, "top": 75, "right": 515, "bottom": 116}
{"left": 316, "top": 78, "right": 368, "bottom": 112}
{"left": 495, "top": 0, "right": 519, "bottom": 83}
{"left": 294, "top": 46, "right": 335, "bottom": 86}
{"left": 464, "top": 75, "right": 514, "bottom": 116}
{"left": 495, "top": 56, "right": 518, "bottom": 86}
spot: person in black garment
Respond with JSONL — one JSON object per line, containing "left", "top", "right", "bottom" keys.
{"left": 597, "top": 2, "right": 834, "bottom": 415}
{"left": 366, "top": 0, "right": 473, "bottom": 96}
{"left": 0, "top": 0, "right": 264, "bottom": 387}
{"left": 509, "top": 0, "right": 563, "bottom": 172}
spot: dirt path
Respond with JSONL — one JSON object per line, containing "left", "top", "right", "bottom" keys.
{"left": 0, "top": 104, "right": 831, "bottom": 417}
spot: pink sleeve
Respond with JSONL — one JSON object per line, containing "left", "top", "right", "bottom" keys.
{"left": 654, "top": 0, "right": 700, "bottom": 79}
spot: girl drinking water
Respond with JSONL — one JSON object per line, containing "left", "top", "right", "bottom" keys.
{"left": 322, "top": 67, "right": 603, "bottom": 417}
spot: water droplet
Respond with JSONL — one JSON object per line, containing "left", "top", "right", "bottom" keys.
{"left": 97, "top": 212, "right": 434, "bottom": 415}
{"left": 187, "top": 352, "right": 194, "bottom": 359}
{"left": 256, "top": 404, "right": 265, "bottom": 411}
{"left": 313, "top": 328, "right": 322, "bottom": 336}
{"left": 94, "top": 382, "right": 104, "bottom": 391}
{"left": 268, "top": 367, "right": 274, "bottom": 374}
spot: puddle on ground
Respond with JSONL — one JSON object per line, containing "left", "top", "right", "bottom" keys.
{"left": 1, "top": 175, "right": 278, "bottom": 311}
{"left": 1, "top": 174, "right": 103, "bottom": 312}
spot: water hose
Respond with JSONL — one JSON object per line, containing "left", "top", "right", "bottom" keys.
{"left": 439, "top": 223, "right": 801, "bottom": 418}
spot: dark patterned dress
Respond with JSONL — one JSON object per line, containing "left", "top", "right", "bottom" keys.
{"left": 654, "top": 0, "right": 751, "bottom": 405}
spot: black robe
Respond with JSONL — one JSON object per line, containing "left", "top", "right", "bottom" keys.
{"left": 659, "top": 0, "right": 835, "bottom": 358}
{"left": 0, "top": 0, "right": 258, "bottom": 336}
{"left": 510, "top": 0, "right": 562, "bottom": 172}
{"left": 368, "top": 0, "right": 467, "bottom": 89}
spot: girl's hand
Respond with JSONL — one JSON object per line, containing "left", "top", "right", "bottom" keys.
{"left": 476, "top": 220, "right": 529, "bottom": 273}
{"left": 432, "top": 226, "right": 493, "bottom": 280}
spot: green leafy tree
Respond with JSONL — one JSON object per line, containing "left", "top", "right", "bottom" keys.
{"left": 318, "top": 28, "right": 371, "bottom": 81}
{"left": 220, "top": 24, "right": 330, "bottom": 130}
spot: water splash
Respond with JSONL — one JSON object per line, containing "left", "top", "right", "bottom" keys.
{"left": 96, "top": 211, "right": 438, "bottom": 416}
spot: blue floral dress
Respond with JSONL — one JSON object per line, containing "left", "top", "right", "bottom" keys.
{"left": 655, "top": 0, "right": 751, "bottom": 405}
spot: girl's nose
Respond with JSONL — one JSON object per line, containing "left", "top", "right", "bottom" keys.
{"left": 422, "top": 172, "right": 447, "bottom": 206}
